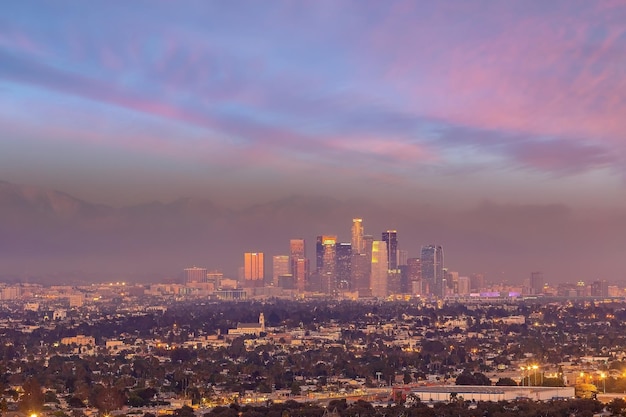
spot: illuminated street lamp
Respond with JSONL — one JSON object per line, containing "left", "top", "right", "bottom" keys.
{"left": 532, "top": 365, "right": 538, "bottom": 386}
{"left": 600, "top": 372, "right": 606, "bottom": 394}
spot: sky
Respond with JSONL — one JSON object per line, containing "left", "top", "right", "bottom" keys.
{"left": 1, "top": 1, "right": 626, "bottom": 284}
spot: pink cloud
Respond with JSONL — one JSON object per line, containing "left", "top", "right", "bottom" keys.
{"left": 366, "top": 2, "right": 626, "bottom": 146}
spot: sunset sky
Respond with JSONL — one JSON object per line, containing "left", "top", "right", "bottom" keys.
{"left": 2, "top": 1, "right": 626, "bottom": 283}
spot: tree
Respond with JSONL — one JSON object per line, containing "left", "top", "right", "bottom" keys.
{"left": 495, "top": 377, "right": 517, "bottom": 386}
{"left": 403, "top": 371, "right": 412, "bottom": 384}
{"left": 608, "top": 398, "right": 626, "bottom": 416}
{"left": 174, "top": 406, "right": 196, "bottom": 417}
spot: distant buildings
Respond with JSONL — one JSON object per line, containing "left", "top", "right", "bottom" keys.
{"left": 184, "top": 267, "right": 207, "bottom": 284}
{"left": 530, "top": 271, "right": 544, "bottom": 295}
{"left": 174, "top": 217, "right": 619, "bottom": 300}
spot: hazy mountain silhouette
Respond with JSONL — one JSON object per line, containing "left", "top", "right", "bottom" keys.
{"left": 1, "top": 180, "right": 625, "bottom": 285}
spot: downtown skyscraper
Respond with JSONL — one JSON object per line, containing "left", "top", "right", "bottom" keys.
{"left": 420, "top": 245, "right": 444, "bottom": 296}
{"left": 351, "top": 218, "right": 364, "bottom": 254}
{"left": 317, "top": 235, "right": 337, "bottom": 294}
{"left": 382, "top": 230, "right": 398, "bottom": 270}
{"left": 336, "top": 242, "right": 352, "bottom": 290}
{"left": 289, "top": 239, "right": 308, "bottom": 292}
{"left": 244, "top": 252, "right": 265, "bottom": 287}
{"left": 371, "top": 240, "right": 388, "bottom": 297}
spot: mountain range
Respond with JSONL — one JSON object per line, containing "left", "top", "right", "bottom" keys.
{"left": 0, "top": 180, "right": 624, "bottom": 285}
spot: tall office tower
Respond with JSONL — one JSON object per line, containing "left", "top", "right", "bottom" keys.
{"left": 336, "top": 243, "right": 352, "bottom": 290}
{"left": 244, "top": 252, "right": 265, "bottom": 287}
{"left": 289, "top": 239, "right": 306, "bottom": 272}
{"left": 352, "top": 253, "right": 371, "bottom": 297}
{"left": 351, "top": 218, "right": 364, "bottom": 254}
{"left": 289, "top": 239, "right": 308, "bottom": 291}
{"left": 469, "top": 273, "right": 485, "bottom": 292}
{"left": 294, "top": 257, "right": 309, "bottom": 292}
{"left": 184, "top": 267, "right": 208, "bottom": 284}
{"left": 458, "top": 276, "right": 470, "bottom": 295}
{"left": 576, "top": 280, "right": 587, "bottom": 297}
{"left": 272, "top": 255, "right": 290, "bottom": 286}
{"left": 397, "top": 250, "right": 408, "bottom": 267}
{"left": 371, "top": 241, "right": 388, "bottom": 298}
{"left": 316, "top": 236, "right": 324, "bottom": 274}
{"left": 420, "top": 245, "right": 444, "bottom": 297}
{"left": 407, "top": 257, "right": 422, "bottom": 294}
{"left": 529, "top": 271, "right": 544, "bottom": 295}
{"left": 317, "top": 235, "right": 337, "bottom": 294}
{"left": 382, "top": 230, "right": 398, "bottom": 270}
{"left": 206, "top": 271, "right": 223, "bottom": 289}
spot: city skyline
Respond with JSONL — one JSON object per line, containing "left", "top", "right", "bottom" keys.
{"left": 2, "top": 2, "right": 626, "bottom": 284}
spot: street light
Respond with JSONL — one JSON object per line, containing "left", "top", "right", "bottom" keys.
{"left": 520, "top": 367, "right": 526, "bottom": 387}
{"left": 532, "top": 365, "right": 538, "bottom": 386}
{"left": 600, "top": 372, "right": 606, "bottom": 394}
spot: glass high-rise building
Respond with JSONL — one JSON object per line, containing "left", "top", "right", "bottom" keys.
{"left": 371, "top": 240, "right": 388, "bottom": 298}
{"left": 316, "top": 235, "right": 337, "bottom": 294}
{"left": 289, "top": 239, "right": 308, "bottom": 290}
{"left": 420, "top": 245, "right": 444, "bottom": 297}
{"left": 336, "top": 243, "right": 352, "bottom": 290}
{"left": 382, "top": 230, "right": 398, "bottom": 270}
{"left": 351, "top": 218, "right": 364, "bottom": 254}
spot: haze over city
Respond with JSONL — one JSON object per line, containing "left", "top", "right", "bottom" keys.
{"left": 2, "top": 1, "right": 626, "bottom": 284}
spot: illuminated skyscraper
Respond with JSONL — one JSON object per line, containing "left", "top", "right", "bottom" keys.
{"left": 289, "top": 239, "right": 308, "bottom": 290}
{"left": 272, "top": 255, "right": 290, "bottom": 286}
{"left": 382, "top": 230, "right": 398, "bottom": 270}
{"left": 317, "top": 235, "right": 337, "bottom": 294}
{"left": 371, "top": 240, "right": 388, "bottom": 297}
{"left": 289, "top": 239, "right": 305, "bottom": 271}
{"left": 184, "top": 267, "right": 207, "bottom": 284}
{"left": 420, "top": 245, "right": 444, "bottom": 297}
{"left": 294, "top": 257, "right": 309, "bottom": 292}
{"left": 351, "top": 218, "right": 364, "bottom": 254}
{"left": 336, "top": 243, "right": 352, "bottom": 290}
{"left": 244, "top": 252, "right": 265, "bottom": 287}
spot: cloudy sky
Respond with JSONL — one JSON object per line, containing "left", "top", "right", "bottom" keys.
{"left": 2, "top": 1, "right": 626, "bottom": 284}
